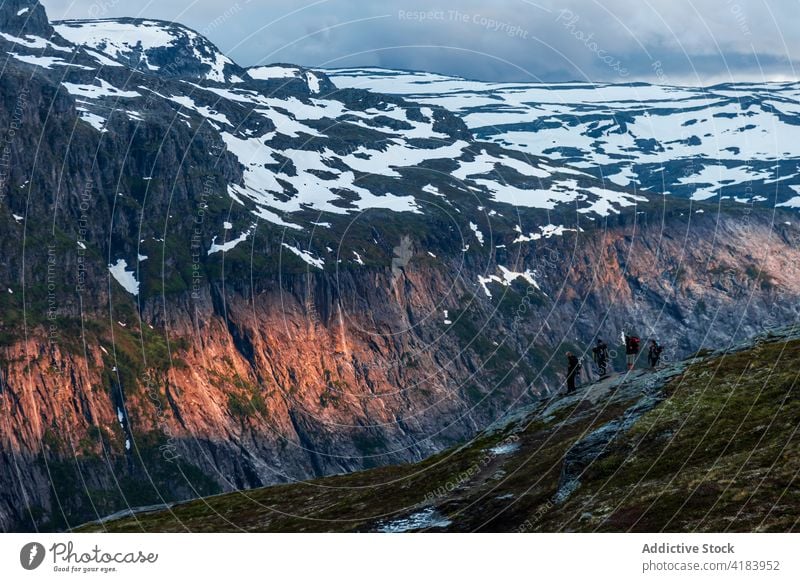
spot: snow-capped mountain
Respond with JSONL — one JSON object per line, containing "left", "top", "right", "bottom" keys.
{"left": 54, "top": 17, "right": 247, "bottom": 83}
{"left": 329, "top": 68, "right": 800, "bottom": 208}
{"left": 33, "top": 18, "right": 648, "bottom": 235}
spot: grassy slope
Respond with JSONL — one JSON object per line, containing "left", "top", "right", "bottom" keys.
{"left": 78, "top": 328, "right": 800, "bottom": 533}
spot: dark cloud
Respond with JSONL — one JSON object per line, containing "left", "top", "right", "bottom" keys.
{"left": 42, "top": 0, "right": 800, "bottom": 84}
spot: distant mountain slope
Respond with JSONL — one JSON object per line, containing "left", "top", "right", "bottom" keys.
{"left": 41, "top": 19, "right": 651, "bottom": 231}
{"left": 329, "top": 68, "right": 800, "bottom": 208}
{"left": 54, "top": 18, "right": 247, "bottom": 83}
{"left": 78, "top": 326, "right": 800, "bottom": 533}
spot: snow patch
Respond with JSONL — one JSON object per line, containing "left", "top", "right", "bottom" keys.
{"left": 84, "top": 48, "right": 124, "bottom": 67}
{"left": 422, "top": 184, "right": 444, "bottom": 197}
{"left": 478, "top": 266, "right": 541, "bottom": 298}
{"left": 167, "top": 94, "right": 231, "bottom": 126}
{"left": 777, "top": 196, "right": 800, "bottom": 208}
{"left": 0, "top": 31, "right": 71, "bottom": 52}
{"left": 282, "top": 243, "right": 324, "bottom": 269}
{"left": 469, "top": 222, "right": 484, "bottom": 246}
{"left": 108, "top": 259, "right": 139, "bottom": 296}
{"left": 208, "top": 227, "right": 252, "bottom": 254}
{"left": 305, "top": 71, "right": 321, "bottom": 93}
{"left": 248, "top": 65, "right": 301, "bottom": 80}
{"left": 63, "top": 78, "right": 140, "bottom": 99}
{"left": 10, "top": 53, "right": 93, "bottom": 70}
{"left": 75, "top": 107, "right": 107, "bottom": 132}
{"left": 513, "top": 223, "right": 575, "bottom": 243}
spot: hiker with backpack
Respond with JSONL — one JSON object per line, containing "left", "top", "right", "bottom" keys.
{"left": 624, "top": 333, "right": 640, "bottom": 371}
{"left": 648, "top": 339, "right": 663, "bottom": 369}
{"left": 592, "top": 339, "right": 610, "bottom": 378}
{"left": 566, "top": 351, "right": 581, "bottom": 393}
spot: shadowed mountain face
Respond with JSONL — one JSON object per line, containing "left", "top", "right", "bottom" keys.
{"left": 79, "top": 326, "right": 800, "bottom": 533}
{"left": 0, "top": 1, "right": 798, "bottom": 532}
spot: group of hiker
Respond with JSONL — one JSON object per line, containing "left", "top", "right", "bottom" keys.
{"left": 565, "top": 332, "right": 663, "bottom": 393}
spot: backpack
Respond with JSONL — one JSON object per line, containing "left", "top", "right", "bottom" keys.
{"left": 629, "top": 336, "right": 640, "bottom": 353}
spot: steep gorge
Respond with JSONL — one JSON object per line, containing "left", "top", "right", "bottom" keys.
{"left": 2, "top": 204, "right": 798, "bottom": 531}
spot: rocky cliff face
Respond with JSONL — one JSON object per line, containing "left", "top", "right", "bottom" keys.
{"left": 0, "top": 2, "right": 798, "bottom": 532}
{"left": 0, "top": 0, "right": 52, "bottom": 37}
{"left": 78, "top": 325, "right": 800, "bottom": 533}
{"left": 3, "top": 207, "right": 798, "bottom": 531}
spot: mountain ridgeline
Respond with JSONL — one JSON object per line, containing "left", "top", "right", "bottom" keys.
{"left": 0, "top": 1, "right": 798, "bottom": 531}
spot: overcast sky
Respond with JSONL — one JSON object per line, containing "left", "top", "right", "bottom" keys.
{"left": 42, "top": 0, "right": 800, "bottom": 84}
